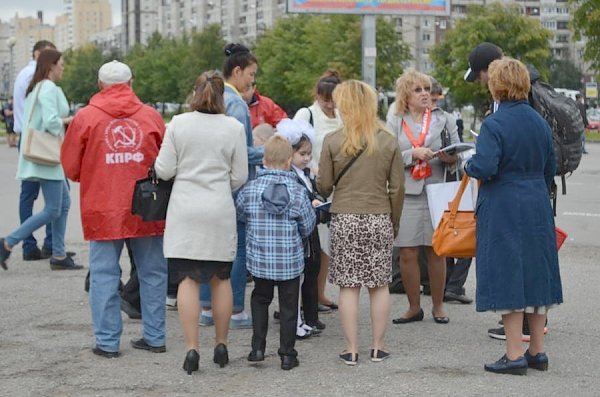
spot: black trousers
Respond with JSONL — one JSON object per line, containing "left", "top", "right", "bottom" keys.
{"left": 121, "top": 240, "right": 178, "bottom": 306}
{"left": 302, "top": 257, "right": 320, "bottom": 325}
{"left": 251, "top": 276, "right": 300, "bottom": 357}
{"left": 120, "top": 240, "right": 140, "bottom": 310}
{"left": 445, "top": 257, "right": 473, "bottom": 295}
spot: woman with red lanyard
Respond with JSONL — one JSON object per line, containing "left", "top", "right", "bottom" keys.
{"left": 385, "top": 69, "right": 460, "bottom": 325}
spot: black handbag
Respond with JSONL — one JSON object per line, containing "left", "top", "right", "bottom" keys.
{"left": 131, "top": 165, "right": 174, "bottom": 221}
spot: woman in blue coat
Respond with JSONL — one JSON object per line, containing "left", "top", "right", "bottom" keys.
{"left": 464, "top": 58, "right": 562, "bottom": 375}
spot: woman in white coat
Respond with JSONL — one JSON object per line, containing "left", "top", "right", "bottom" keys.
{"left": 155, "top": 71, "right": 248, "bottom": 374}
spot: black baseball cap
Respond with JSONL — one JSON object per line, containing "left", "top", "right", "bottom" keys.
{"left": 464, "top": 43, "right": 503, "bottom": 82}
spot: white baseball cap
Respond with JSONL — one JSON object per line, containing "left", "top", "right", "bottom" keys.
{"left": 98, "top": 60, "right": 132, "bottom": 86}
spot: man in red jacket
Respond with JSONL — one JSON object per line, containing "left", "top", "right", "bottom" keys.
{"left": 62, "top": 61, "right": 167, "bottom": 358}
{"left": 243, "top": 83, "right": 288, "bottom": 129}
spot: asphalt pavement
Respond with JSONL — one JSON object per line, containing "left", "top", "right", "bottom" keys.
{"left": 0, "top": 140, "right": 599, "bottom": 396}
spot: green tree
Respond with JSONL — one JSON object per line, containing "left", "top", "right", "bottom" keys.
{"left": 548, "top": 59, "right": 583, "bottom": 89}
{"left": 180, "top": 25, "right": 227, "bottom": 99}
{"left": 254, "top": 15, "right": 410, "bottom": 113}
{"left": 125, "top": 32, "right": 190, "bottom": 106}
{"left": 430, "top": 3, "right": 552, "bottom": 115}
{"left": 571, "top": 0, "right": 600, "bottom": 72}
{"left": 61, "top": 45, "right": 107, "bottom": 105}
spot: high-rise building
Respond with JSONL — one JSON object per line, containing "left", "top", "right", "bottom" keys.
{"left": 395, "top": 0, "right": 591, "bottom": 81}
{"left": 54, "top": 14, "right": 70, "bottom": 52}
{"left": 127, "top": 0, "right": 286, "bottom": 49}
{"left": 123, "top": 0, "right": 161, "bottom": 51}
{"left": 90, "top": 25, "right": 123, "bottom": 54}
{"left": 12, "top": 14, "right": 55, "bottom": 74}
{"left": 0, "top": 20, "right": 14, "bottom": 97}
{"left": 121, "top": 1, "right": 592, "bottom": 82}
{"left": 59, "top": 0, "right": 112, "bottom": 49}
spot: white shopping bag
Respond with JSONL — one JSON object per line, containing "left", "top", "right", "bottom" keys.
{"left": 426, "top": 179, "right": 477, "bottom": 229}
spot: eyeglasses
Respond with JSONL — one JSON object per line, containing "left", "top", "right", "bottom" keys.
{"left": 413, "top": 86, "right": 431, "bottom": 93}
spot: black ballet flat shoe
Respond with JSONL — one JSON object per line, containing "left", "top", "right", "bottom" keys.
{"left": 339, "top": 352, "right": 358, "bottom": 366}
{"left": 392, "top": 309, "right": 424, "bottom": 324}
{"left": 183, "top": 349, "right": 199, "bottom": 375}
{"left": 213, "top": 343, "right": 229, "bottom": 368}
{"left": 322, "top": 302, "right": 338, "bottom": 310}
{"left": 370, "top": 349, "right": 390, "bottom": 362}
{"left": 432, "top": 311, "right": 450, "bottom": 324}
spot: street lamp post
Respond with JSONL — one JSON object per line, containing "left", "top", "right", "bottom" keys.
{"left": 6, "top": 37, "right": 17, "bottom": 96}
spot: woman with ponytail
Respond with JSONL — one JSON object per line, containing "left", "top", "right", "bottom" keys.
{"left": 155, "top": 71, "right": 248, "bottom": 374}
{"left": 293, "top": 69, "right": 344, "bottom": 316}
{"left": 200, "top": 43, "right": 263, "bottom": 330}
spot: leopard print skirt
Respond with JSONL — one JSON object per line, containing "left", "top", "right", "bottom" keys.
{"left": 329, "top": 213, "right": 393, "bottom": 288}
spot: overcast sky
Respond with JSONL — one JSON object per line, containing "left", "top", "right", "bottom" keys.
{"left": 0, "top": 0, "right": 121, "bottom": 26}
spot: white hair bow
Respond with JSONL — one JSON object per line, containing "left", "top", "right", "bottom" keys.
{"left": 275, "top": 118, "right": 315, "bottom": 146}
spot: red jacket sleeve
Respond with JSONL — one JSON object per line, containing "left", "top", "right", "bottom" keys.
{"left": 262, "top": 96, "right": 288, "bottom": 128}
{"left": 61, "top": 113, "right": 87, "bottom": 182}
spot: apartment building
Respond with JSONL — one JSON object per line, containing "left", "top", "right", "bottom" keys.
{"left": 122, "top": 0, "right": 161, "bottom": 51}
{"left": 124, "top": 0, "right": 286, "bottom": 51}
{"left": 0, "top": 13, "right": 55, "bottom": 95}
{"left": 0, "top": 20, "right": 13, "bottom": 97}
{"left": 90, "top": 25, "right": 123, "bottom": 54}
{"left": 10, "top": 14, "right": 55, "bottom": 75}
{"left": 54, "top": 14, "right": 71, "bottom": 52}
{"left": 55, "top": 0, "right": 112, "bottom": 50}
{"left": 396, "top": 0, "right": 590, "bottom": 79}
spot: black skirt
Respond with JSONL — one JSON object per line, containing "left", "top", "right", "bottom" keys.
{"left": 168, "top": 258, "right": 232, "bottom": 285}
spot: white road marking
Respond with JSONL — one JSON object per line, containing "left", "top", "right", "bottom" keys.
{"left": 562, "top": 212, "right": 600, "bottom": 217}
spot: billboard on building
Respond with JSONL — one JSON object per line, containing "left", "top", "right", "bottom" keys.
{"left": 287, "top": 0, "right": 450, "bottom": 16}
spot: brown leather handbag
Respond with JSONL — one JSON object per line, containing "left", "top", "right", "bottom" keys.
{"left": 432, "top": 174, "right": 476, "bottom": 257}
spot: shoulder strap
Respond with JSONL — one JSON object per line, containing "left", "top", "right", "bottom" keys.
{"left": 333, "top": 148, "right": 365, "bottom": 187}
{"left": 26, "top": 81, "right": 44, "bottom": 127}
{"left": 307, "top": 108, "right": 314, "bottom": 127}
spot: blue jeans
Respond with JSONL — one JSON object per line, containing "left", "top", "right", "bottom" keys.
{"left": 7, "top": 180, "right": 69, "bottom": 257}
{"left": 20, "top": 180, "right": 53, "bottom": 253}
{"left": 200, "top": 221, "right": 247, "bottom": 312}
{"left": 89, "top": 237, "right": 167, "bottom": 352}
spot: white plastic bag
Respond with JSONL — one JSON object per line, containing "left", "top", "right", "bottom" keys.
{"left": 426, "top": 179, "right": 477, "bottom": 229}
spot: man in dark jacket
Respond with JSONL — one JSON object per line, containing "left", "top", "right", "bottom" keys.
{"left": 576, "top": 93, "right": 589, "bottom": 154}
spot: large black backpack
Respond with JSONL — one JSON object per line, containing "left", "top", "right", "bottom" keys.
{"left": 529, "top": 80, "right": 585, "bottom": 202}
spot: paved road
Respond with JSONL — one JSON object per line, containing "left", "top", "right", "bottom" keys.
{"left": 0, "top": 141, "right": 598, "bottom": 396}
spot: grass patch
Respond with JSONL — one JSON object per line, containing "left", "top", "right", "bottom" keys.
{"left": 585, "top": 130, "right": 600, "bottom": 142}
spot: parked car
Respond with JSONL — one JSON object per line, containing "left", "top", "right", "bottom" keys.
{"left": 587, "top": 108, "right": 600, "bottom": 130}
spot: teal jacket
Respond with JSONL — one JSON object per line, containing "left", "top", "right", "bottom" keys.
{"left": 17, "top": 80, "right": 69, "bottom": 181}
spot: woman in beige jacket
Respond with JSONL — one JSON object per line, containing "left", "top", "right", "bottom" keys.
{"left": 317, "top": 80, "right": 404, "bottom": 365}
{"left": 155, "top": 71, "right": 248, "bottom": 374}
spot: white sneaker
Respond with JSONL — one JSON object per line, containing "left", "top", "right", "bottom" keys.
{"left": 165, "top": 296, "right": 177, "bottom": 310}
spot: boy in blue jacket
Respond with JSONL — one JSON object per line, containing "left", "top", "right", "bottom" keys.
{"left": 235, "top": 135, "right": 316, "bottom": 370}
